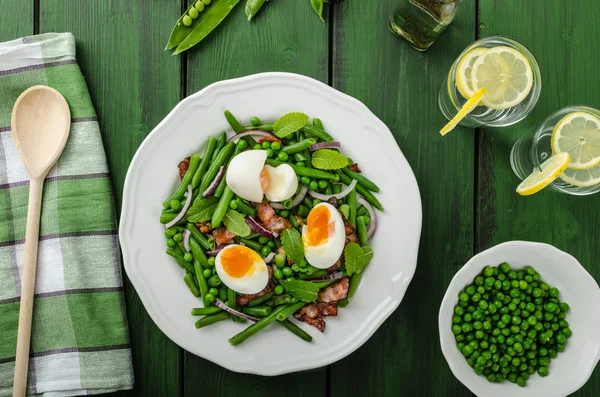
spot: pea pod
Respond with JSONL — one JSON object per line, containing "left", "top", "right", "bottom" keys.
{"left": 192, "top": 137, "right": 217, "bottom": 188}
{"left": 245, "top": 0, "right": 267, "bottom": 21}
{"left": 166, "top": 1, "right": 211, "bottom": 50}
{"left": 243, "top": 123, "right": 274, "bottom": 131}
{"left": 162, "top": 154, "right": 201, "bottom": 207}
{"left": 174, "top": 0, "right": 242, "bottom": 55}
{"left": 199, "top": 141, "right": 235, "bottom": 193}
{"left": 282, "top": 138, "right": 317, "bottom": 155}
{"left": 301, "top": 125, "right": 333, "bottom": 142}
{"left": 342, "top": 167, "right": 381, "bottom": 193}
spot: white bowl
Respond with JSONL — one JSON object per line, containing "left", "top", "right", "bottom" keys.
{"left": 439, "top": 241, "right": 600, "bottom": 397}
{"left": 120, "top": 72, "right": 422, "bottom": 375}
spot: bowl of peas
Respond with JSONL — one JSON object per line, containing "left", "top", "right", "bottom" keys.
{"left": 438, "top": 241, "right": 600, "bottom": 397}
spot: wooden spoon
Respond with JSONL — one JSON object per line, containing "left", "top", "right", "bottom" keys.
{"left": 10, "top": 86, "right": 70, "bottom": 397}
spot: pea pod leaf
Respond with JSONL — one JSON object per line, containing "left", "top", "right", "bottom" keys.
{"left": 274, "top": 112, "right": 309, "bottom": 138}
{"left": 223, "top": 209, "right": 251, "bottom": 237}
{"left": 345, "top": 242, "right": 366, "bottom": 276}
{"left": 281, "top": 228, "right": 305, "bottom": 266}
{"left": 282, "top": 279, "right": 320, "bottom": 302}
{"left": 311, "top": 149, "right": 349, "bottom": 170}
{"left": 186, "top": 197, "right": 219, "bottom": 222}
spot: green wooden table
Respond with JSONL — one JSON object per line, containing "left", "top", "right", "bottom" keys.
{"left": 2, "top": 0, "right": 599, "bottom": 395}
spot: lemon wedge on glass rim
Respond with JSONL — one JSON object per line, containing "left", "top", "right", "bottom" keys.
{"left": 440, "top": 87, "right": 487, "bottom": 136}
{"left": 516, "top": 152, "right": 571, "bottom": 196}
{"left": 551, "top": 111, "right": 600, "bottom": 170}
{"left": 471, "top": 46, "right": 534, "bottom": 110}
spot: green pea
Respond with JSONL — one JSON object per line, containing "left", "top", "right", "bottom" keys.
{"left": 205, "top": 293, "right": 215, "bottom": 303}
{"left": 474, "top": 276, "right": 484, "bottom": 285}
{"left": 452, "top": 325, "right": 462, "bottom": 335}
{"left": 286, "top": 277, "right": 295, "bottom": 281}
{"left": 166, "top": 239, "right": 176, "bottom": 248}
{"left": 277, "top": 151, "right": 289, "bottom": 161}
{"left": 309, "top": 181, "right": 319, "bottom": 191}
{"left": 274, "top": 269, "right": 283, "bottom": 279}
{"left": 483, "top": 266, "right": 494, "bottom": 277}
{"left": 300, "top": 176, "right": 310, "bottom": 186}
{"left": 251, "top": 116, "right": 261, "bottom": 126}
{"left": 261, "top": 246, "right": 272, "bottom": 257}
{"left": 462, "top": 345, "right": 474, "bottom": 357}
{"left": 549, "top": 288, "right": 559, "bottom": 298}
{"left": 261, "top": 141, "right": 271, "bottom": 149}
{"left": 208, "top": 274, "right": 221, "bottom": 287}
{"left": 274, "top": 285, "right": 284, "bottom": 295}
{"left": 253, "top": 144, "right": 262, "bottom": 150}
{"left": 274, "top": 253, "right": 286, "bottom": 268}
{"left": 463, "top": 313, "right": 472, "bottom": 322}
{"left": 229, "top": 199, "right": 239, "bottom": 210}
{"left": 194, "top": 1, "right": 205, "bottom": 11}
{"left": 500, "top": 262, "right": 511, "bottom": 273}
{"left": 258, "top": 236, "right": 269, "bottom": 244}
{"left": 208, "top": 287, "right": 219, "bottom": 296}
{"left": 203, "top": 269, "right": 212, "bottom": 278}
{"left": 188, "top": 7, "right": 199, "bottom": 19}
{"left": 207, "top": 257, "right": 216, "bottom": 267}
{"left": 282, "top": 266, "right": 293, "bottom": 277}
{"left": 454, "top": 306, "right": 465, "bottom": 316}
{"left": 271, "top": 141, "right": 281, "bottom": 151}
{"left": 237, "top": 139, "right": 248, "bottom": 150}
{"left": 318, "top": 180, "right": 328, "bottom": 190}
{"left": 184, "top": 252, "right": 193, "bottom": 262}
{"left": 182, "top": 15, "right": 192, "bottom": 26}
{"left": 266, "top": 148, "right": 274, "bottom": 158}
{"left": 296, "top": 161, "right": 305, "bottom": 167}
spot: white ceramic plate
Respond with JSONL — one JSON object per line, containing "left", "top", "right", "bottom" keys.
{"left": 439, "top": 241, "right": 600, "bottom": 397}
{"left": 120, "top": 72, "right": 422, "bottom": 375}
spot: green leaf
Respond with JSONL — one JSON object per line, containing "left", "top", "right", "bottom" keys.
{"left": 345, "top": 242, "right": 366, "bottom": 276}
{"left": 311, "top": 149, "right": 349, "bottom": 170}
{"left": 362, "top": 245, "right": 374, "bottom": 266}
{"left": 280, "top": 228, "right": 305, "bottom": 265}
{"left": 310, "top": 0, "right": 324, "bottom": 21}
{"left": 186, "top": 197, "right": 219, "bottom": 222}
{"left": 223, "top": 209, "right": 251, "bottom": 237}
{"left": 274, "top": 112, "right": 309, "bottom": 138}
{"left": 282, "top": 279, "right": 320, "bottom": 302}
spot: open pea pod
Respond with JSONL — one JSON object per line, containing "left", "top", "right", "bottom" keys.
{"left": 174, "top": 0, "right": 242, "bottom": 55}
{"left": 166, "top": 1, "right": 209, "bottom": 50}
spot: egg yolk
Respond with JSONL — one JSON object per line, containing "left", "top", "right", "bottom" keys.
{"left": 304, "top": 205, "right": 331, "bottom": 247}
{"left": 220, "top": 246, "right": 261, "bottom": 278}
{"left": 260, "top": 167, "right": 270, "bottom": 192}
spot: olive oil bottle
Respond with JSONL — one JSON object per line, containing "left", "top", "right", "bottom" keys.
{"left": 389, "top": 0, "right": 463, "bottom": 51}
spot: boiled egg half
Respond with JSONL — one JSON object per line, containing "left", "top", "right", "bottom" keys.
{"left": 215, "top": 244, "right": 269, "bottom": 294}
{"left": 226, "top": 150, "right": 298, "bottom": 203}
{"left": 302, "top": 203, "right": 346, "bottom": 269}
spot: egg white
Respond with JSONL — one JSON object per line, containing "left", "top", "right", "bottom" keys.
{"left": 263, "top": 164, "right": 298, "bottom": 202}
{"left": 302, "top": 203, "right": 346, "bottom": 269}
{"left": 215, "top": 244, "right": 269, "bottom": 294}
{"left": 226, "top": 150, "right": 267, "bottom": 202}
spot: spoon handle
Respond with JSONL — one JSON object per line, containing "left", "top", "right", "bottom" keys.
{"left": 13, "top": 177, "right": 45, "bottom": 397}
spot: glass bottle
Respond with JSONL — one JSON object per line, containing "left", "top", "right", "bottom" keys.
{"left": 389, "top": 0, "right": 463, "bottom": 51}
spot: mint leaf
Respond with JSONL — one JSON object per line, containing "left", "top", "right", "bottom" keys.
{"left": 281, "top": 228, "right": 305, "bottom": 265}
{"left": 274, "top": 112, "right": 309, "bottom": 138}
{"left": 186, "top": 197, "right": 219, "bottom": 222}
{"left": 311, "top": 149, "right": 349, "bottom": 170}
{"left": 223, "top": 210, "right": 251, "bottom": 237}
{"left": 282, "top": 279, "right": 320, "bottom": 302}
{"left": 345, "top": 242, "right": 366, "bottom": 276}
{"left": 363, "top": 245, "right": 374, "bottom": 266}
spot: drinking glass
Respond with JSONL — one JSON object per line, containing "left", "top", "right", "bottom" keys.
{"left": 510, "top": 106, "right": 600, "bottom": 196}
{"left": 438, "top": 36, "right": 542, "bottom": 128}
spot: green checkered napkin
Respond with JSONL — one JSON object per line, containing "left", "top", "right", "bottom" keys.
{"left": 0, "top": 33, "right": 133, "bottom": 396}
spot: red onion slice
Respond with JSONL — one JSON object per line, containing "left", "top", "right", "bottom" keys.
{"left": 203, "top": 166, "right": 226, "bottom": 197}
{"left": 246, "top": 216, "right": 276, "bottom": 239}
{"left": 182, "top": 229, "right": 191, "bottom": 252}
{"left": 214, "top": 299, "right": 259, "bottom": 323}
{"left": 270, "top": 184, "right": 308, "bottom": 210}
{"left": 358, "top": 196, "right": 377, "bottom": 240}
{"left": 309, "top": 141, "right": 340, "bottom": 151}
{"left": 264, "top": 252, "right": 276, "bottom": 263}
{"left": 227, "top": 130, "right": 277, "bottom": 143}
{"left": 165, "top": 185, "right": 193, "bottom": 229}
{"left": 206, "top": 244, "right": 229, "bottom": 256}
{"left": 309, "top": 271, "right": 344, "bottom": 281}
{"left": 308, "top": 179, "right": 357, "bottom": 201}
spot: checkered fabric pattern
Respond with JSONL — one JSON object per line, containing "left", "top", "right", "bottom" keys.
{"left": 0, "top": 33, "right": 134, "bottom": 396}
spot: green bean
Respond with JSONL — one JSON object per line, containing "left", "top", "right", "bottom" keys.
{"left": 195, "top": 312, "right": 229, "bottom": 329}
{"left": 215, "top": 144, "right": 242, "bottom": 198}
{"left": 275, "top": 301, "right": 306, "bottom": 322}
{"left": 348, "top": 272, "right": 364, "bottom": 299}
{"left": 219, "top": 285, "right": 228, "bottom": 302}
{"left": 247, "top": 291, "right": 274, "bottom": 307}
{"left": 324, "top": 184, "right": 332, "bottom": 196}
{"left": 337, "top": 298, "right": 349, "bottom": 308}
{"left": 358, "top": 205, "right": 368, "bottom": 217}
{"left": 224, "top": 110, "right": 244, "bottom": 133}
{"left": 301, "top": 197, "right": 313, "bottom": 208}
{"left": 243, "top": 123, "right": 274, "bottom": 131}
{"left": 336, "top": 170, "right": 383, "bottom": 211}
{"left": 228, "top": 288, "right": 244, "bottom": 322}
{"left": 357, "top": 216, "right": 368, "bottom": 246}
{"left": 342, "top": 167, "right": 381, "bottom": 193}
{"left": 347, "top": 187, "right": 357, "bottom": 227}
{"left": 211, "top": 131, "right": 227, "bottom": 162}
{"left": 299, "top": 269, "right": 329, "bottom": 279}
{"left": 160, "top": 211, "right": 179, "bottom": 225}
{"left": 184, "top": 273, "right": 201, "bottom": 297}
{"left": 163, "top": 154, "right": 201, "bottom": 207}
{"left": 193, "top": 258, "right": 210, "bottom": 306}
{"left": 239, "top": 238, "right": 263, "bottom": 252}
{"left": 166, "top": 249, "right": 195, "bottom": 273}
{"left": 229, "top": 305, "right": 289, "bottom": 346}
{"left": 200, "top": 142, "right": 235, "bottom": 193}
{"left": 235, "top": 198, "right": 257, "bottom": 217}
{"left": 282, "top": 138, "right": 316, "bottom": 154}
{"left": 185, "top": 223, "right": 212, "bottom": 250}
{"left": 192, "top": 137, "right": 217, "bottom": 188}
{"left": 297, "top": 205, "right": 310, "bottom": 217}
{"left": 313, "top": 118, "right": 324, "bottom": 130}
{"left": 245, "top": 0, "right": 267, "bottom": 20}
{"left": 166, "top": 1, "right": 208, "bottom": 50}
{"left": 301, "top": 125, "right": 333, "bottom": 142}
{"left": 288, "top": 214, "right": 302, "bottom": 230}
{"left": 272, "top": 294, "right": 299, "bottom": 306}
{"left": 280, "top": 319, "right": 312, "bottom": 342}
{"left": 266, "top": 159, "right": 338, "bottom": 181}
{"left": 191, "top": 306, "right": 222, "bottom": 316}
{"left": 189, "top": 236, "right": 209, "bottom": 268}
{"left": 173, "top": 0, "right": 242, "bottom": 55}
{"left": 294, "top": 152, "right": 308, "bottom": 162}
{"left": 242, "top": 305, "right": 272, "bottom": 317}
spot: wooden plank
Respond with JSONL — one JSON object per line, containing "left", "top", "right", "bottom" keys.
{"left": 183, "top": 1, "right": 328, "bottom": 396}
{"left": 477, "top": 1, "right": 600, "bottom": 396}
{"left": 329, "top": 1, "right": 476, "bottom": 396}
{"left": 39, "top": 1, "right": 183, "bottom": 396}
{"left": 0, "top": 0, "right": 32, "bottom": 41}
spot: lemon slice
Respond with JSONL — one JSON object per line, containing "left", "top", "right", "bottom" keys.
{"left": 440, "top": 87, "right": 487, "bottom": 136}
{"left": 550, "top": 111, "right": 600, "bottom": 170}
{"left": 455, "top": 48, "right": 489, "bottom": 99}
{"left": 560, "top": 163, "right": 600, "bottom": 187}
{"left": 516, "top": 152, "right": 571, "bottom": 196}
{"left": 472, "top": 46, "right": 534, "bottom": 110}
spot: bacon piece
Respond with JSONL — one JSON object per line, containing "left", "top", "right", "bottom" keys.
{"left": 213, "top": 227, "right": 236, "bottom": 246}
{"left": 257, "top": 136, "right": 282, "bottom": 144}
{"left": 327, "top": 197, "right": 338, "bottom": 207}
{"left": 178, "top": 157, "right": 190, "bottom": 180}
{"left": 317, "top": 277, "right": 349, "bottom": 303}
{"left": 349, "top": 163, "right": 362, "bottom": 173}
{"left": 195, "top": 221, "right": 212, "bottom": 234}
{"left": 327, "top": 255, "right": 343, "bottom": 273}
{"left": 346, "top": 233, "right": 359, "bottom": 245}
{"left": 237, "top": 266, "right": 274, "bottom": 306}
{"left": 294, "top": 302, "right": 338, "bottom": 332}
{"left": 257, "top": 202, "right": 292, "bottom": 234}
